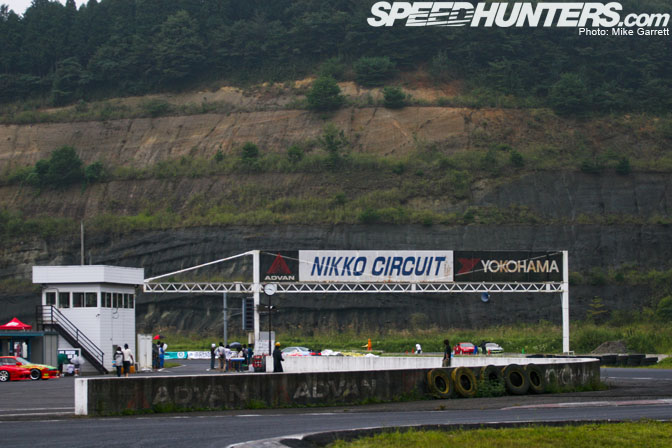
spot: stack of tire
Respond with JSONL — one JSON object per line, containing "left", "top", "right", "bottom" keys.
{"left": 599, "top": 354, "right": 658, "bottom": 367}
{"left": 426, "top": 364, "right": 546, "bottom": 399}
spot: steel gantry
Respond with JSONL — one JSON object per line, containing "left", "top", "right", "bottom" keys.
{"left": 143, "top": 250, "right": 570, "bottom": 353}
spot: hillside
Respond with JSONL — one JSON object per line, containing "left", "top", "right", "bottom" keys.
{"left": 1, "top": 75, "right": 671, "bottom": 335}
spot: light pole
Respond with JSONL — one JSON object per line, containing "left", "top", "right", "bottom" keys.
{"left": 263, "top": 284, "right": 277, "bottom": 358}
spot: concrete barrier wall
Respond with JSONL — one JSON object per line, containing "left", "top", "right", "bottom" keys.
{"left": 272, "top": 355, "right": 442, "bottom": 372}
{"left": 269, "top": 356, "right": 600, "bottom": 372}
{"left": 451, "top": 356, "right": 599, "bottom": 367}
{"left": 76, "top": 368, "right": 428, "bottom": 416}
{"left": 76, "top": 359, "right": 600, "bottom": 416}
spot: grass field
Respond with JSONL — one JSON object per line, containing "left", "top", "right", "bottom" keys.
{"left": 327, "top": 422, "right": 672, "bottom": 448}
{"left": 163, "top": 320, "right": 672, "bottom": 356}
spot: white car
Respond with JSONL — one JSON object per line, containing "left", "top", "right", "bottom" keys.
{"left": 483, "top": 342, "right": 504, "bottom": 354}
{"left": 281, "top": 346, "right": 319, "bottom": 356}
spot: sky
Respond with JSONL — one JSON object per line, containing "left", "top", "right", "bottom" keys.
{"left": 3, "top": 0, "right": 88, "bottom": 15}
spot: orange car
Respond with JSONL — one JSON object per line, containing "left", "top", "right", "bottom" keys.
{"left": 0, "top": 356, "right": 60, "bottom": 380}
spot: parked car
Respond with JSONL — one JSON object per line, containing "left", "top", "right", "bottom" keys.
{"left": 0, "top": 363, "right": 32, "bottom": 382}
{"left": 0, "top": 356, "right": 59, "bottom": 380}
{"left": 483, "top": 342, "right": 504, "bottom": 354}
{"left": 453, "top": 342, "right": 477, "bottom": 355}
{"left": 281, "top": 346, "right": 320, "bottom": 356}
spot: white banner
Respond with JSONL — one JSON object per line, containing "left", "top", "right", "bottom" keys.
{"left": 187, "top": 351, "right": 211, "bottom": 360}
{"left": 298, "top": 250, "right": 453, "bottom": 283}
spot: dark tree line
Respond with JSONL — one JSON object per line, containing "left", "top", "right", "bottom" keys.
{"left": 0, "top": 0, "right": 670, "bottom": 113}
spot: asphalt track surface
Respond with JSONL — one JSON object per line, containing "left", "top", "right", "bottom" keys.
{"left": 0, "top": 361, "right": 671, "bottom": 448}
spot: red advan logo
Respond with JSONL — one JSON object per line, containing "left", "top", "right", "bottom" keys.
{"left": 264, "top": 254, "right": 296, "bottom": 281}
{"left": 457, "top": 258, "right": 481, "bottom": 275}
{"left": 268, "top": 254, "right": 291, "bottom": 274}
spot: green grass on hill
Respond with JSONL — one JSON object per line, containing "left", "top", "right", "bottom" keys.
{"left": 327, "top": 422, "right": 672, "bottom": 448}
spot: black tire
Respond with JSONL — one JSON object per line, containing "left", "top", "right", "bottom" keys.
{"left": 601, "top": 355, "right": 617, "bottom": 366}
{"left": 480, "top": 365, "right": 504, "bottom": 383}
{"left": 627, "top": 354, "right": 645, "bottom": 366}
{"left": 525, "top": 364, "right": 546, "bottom": 394}
{"left": 452, "top": 367, "right": 477, "bottom": 398}
{"left": 502, "top": 364, "right": 530, "bottom": 395}
{"left": 0, "top": 370, "right": 9, "bottom": 382}
{"left": 643, "top": 357, "right": 659, "bottom": 366}
{"left": 427, "top": 369, "right": 453, "bottom": 398}
{"left": 29, "top": 369, "right": 41, "bottom": 381}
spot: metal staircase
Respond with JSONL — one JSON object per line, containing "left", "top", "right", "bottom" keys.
{"left": 36, "top": 305, "right": 108, "bottom": 374}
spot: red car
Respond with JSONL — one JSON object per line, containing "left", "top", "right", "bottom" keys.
{"left": 0, "top": 363, "right": 32, "bottom": 382}
{"left": 0, "top": 356, "right": 60, "bottom": 380}
{"left": 453, "top": 342, "right": 478, "bottom": 355}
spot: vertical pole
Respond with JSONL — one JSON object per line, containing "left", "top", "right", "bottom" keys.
{"left": 268, "top": 292, "right": 272, "bottom": 358}
{"left": 223, "top": 292, "right": 228, "bottom": 346}
{"left": 562, "top": 250, "right": 570, "bottom": 354}
{"left": 80, "top": 221, "right": 84, "bottom": 265}
{"left": 252, "top": 250, "right": 260, "bottom": 351}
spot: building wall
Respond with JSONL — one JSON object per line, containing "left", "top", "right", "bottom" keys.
{"left": 42, "top": 283, "right": 137, "bottom": 372}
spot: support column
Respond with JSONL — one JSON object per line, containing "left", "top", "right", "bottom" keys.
{"left": 252, "top": 250, "right": 260, "bottom": 348}
{"left": 562, "top": 250, "right": 570, "bottom": 353}
{"left": 222, "top": 292, "right": 227, "bottom": 346}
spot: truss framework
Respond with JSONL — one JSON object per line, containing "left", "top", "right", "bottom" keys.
{"left": 142, "top": 249, "right": 570, "bottom": 353}
{"left": 143, "top": 281, "right": 563, "bottom": 294}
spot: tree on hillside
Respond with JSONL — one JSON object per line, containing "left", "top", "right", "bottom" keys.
{"left": 45, "top": 146, "right": 84, "bottom": 188}
{"left": 548, "top": 73, "right": 590, "bottom": 116}
{"left": 307, "top": 76, "right": 344, "bottom": 111}
{"left": 318, "top": 123, "right": 349, "bottom": 171}
{"left": 383, "top": 86, "right": 406, "bottom": 109}
{"left": 239, "top": 142, "right": 260, "bottom": 171}
{"left": 353, "top": 56, "right": 396, "bottom": 87}
{"left": 153, "top": 10, "right": 205, "bottom": 85}
{"left": 27, "top": 146, "right": 85, "bottom": 189}
{"left": 51, "top": 57, "right": 88, "bottom": 106}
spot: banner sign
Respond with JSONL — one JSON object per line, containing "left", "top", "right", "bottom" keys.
{"left": 260, "top": 251, "right": 299, "bottom": 282}
{"left": 186, "top": 351, "right": 210, "bottom": 360}
{"left": 298, "top": 250, "right": 453, "bottom": 283}
{"left": 454, "top": 251, "right": 563, "bottom": 282}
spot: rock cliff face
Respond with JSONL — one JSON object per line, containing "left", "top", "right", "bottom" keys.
{"left": 0, "top": 104, "right": 669, "bottom": 334}
{"left": 0, "top": 107, "right": 474, "bottom": 168}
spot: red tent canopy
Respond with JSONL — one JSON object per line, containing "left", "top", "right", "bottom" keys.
{"left": 0, "top": 317, "right": 32, "bottom": 331}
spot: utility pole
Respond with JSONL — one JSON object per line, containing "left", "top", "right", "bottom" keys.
{"left": 223, "top": 292, "right": 228, "bottom": 346}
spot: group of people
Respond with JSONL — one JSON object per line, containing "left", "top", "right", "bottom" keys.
{"left": 113, "top": 343, "right": 135, "bottom": 377}
{"left": 209, "top": 342, "right": 253, "bottom": 372}
{"left": 57, "top": 352, "right": 83, "bottom": 376}
{"left": 152, "top": 340, "right": 167, "bottom": 371}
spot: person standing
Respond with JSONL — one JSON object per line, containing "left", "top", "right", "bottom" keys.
{"left": 224, "top": 345, "right": 233, "bottom": 372}
{"left": 57, "top": 352, "right": 68, "bottom": 377}
{"left": 71, "top": 353, "right": 81, "bottom": 376}
{"left": 415, "top": 343, "right": 422, "bottom": 354}
{"left": 114, "top": 346, "right": 124, "bottom": 377}
{"left": 122, "top": 343, "right": 134, "bottom": 377}
{"left": 247, "top": 344, "right": 254, "bottom": 367}
{"left": 158, "top": 341, "right": 165, "bottom": 370}
{"left": 217, "top": 342, "right": 226, "bottom": 370}
{"left": 152, "top": 342, "right": 159, "bottom": 371}
{"left": 442, "top": 339, "right": 452, "bottom": 367}
{"left": 273, "top": 342, "right": 284, "bottom": 373}
{"left": 209, "top": 343, "right": 216, "bottom": 371}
